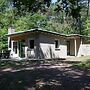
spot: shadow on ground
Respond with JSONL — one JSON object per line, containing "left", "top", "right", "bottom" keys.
{"left": 0, "top": 61, "right": 90, "bottom": 90}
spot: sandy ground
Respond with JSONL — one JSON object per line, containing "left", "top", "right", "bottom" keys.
{"left": 66, "top": 56, "right": 90, "bottom": 62}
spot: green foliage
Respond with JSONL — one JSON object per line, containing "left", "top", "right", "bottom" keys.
{"left": 0, "top": 0, "right": 8, "bottom": 11}
{"left": 86, "top": 17, "right": 90, "bottom": 36}
{"left": 0, "top": 0, "right": 89, "bottom": 50}
{"left": 55, "top": 0, "right": 88, "bottom": 34}
{"left": 12, "top": 0, "right": 51, "bottom": 14}
{"left": 0, "top": 8, "right": 15, "bottom": 50}
{"left": 14, "top": 12, "right": 47, "bottom": 31}
{"left": 73, "top": 61, "right": 90, "bottom": 69}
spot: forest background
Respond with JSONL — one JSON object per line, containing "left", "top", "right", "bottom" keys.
{"left": 0, "top": 0, "right": 90, "bottom": 50}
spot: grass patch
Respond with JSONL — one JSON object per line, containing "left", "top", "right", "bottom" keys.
{"left": 73, "top": 61, "right": 90, "bottom": 69}
{"left": 0, "top": 60, "right": 19, "bottom": 69}
{"left": 0, "top": 60, "right": 44, "bottom": 69}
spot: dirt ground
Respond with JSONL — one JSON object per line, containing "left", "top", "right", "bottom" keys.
{"left": 66, "top": 56, "right": 90, "bottom": 62}
{"left": 0, "top": 60, "right": 90, "bottom": 90}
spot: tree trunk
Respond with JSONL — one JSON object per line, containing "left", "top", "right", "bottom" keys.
{"left": 87, "top": 0, "right": 90, "bottom": 16}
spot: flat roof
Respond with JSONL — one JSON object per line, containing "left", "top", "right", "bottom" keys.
{"left": 66, "top": 34, "right": 83, "bottom": 37}
{"left": 7, "top": 28, "right": 84, "bottom": 37}
{"left": 7, "top": 28, "right": 66, "bottom": 36}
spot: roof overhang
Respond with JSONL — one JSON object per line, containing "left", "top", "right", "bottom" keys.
{"left": 7, "top": 28, "right": 89, "bottom": 39}
{"left": 7, "top": 28, "right": 66, "bottom": 37}
{"left": 66, "top": 34, "right": 83, "bottom": 39}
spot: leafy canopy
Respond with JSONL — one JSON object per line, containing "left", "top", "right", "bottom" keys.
{"left": 0, "top": 0, "right": 90, "bottom": 50}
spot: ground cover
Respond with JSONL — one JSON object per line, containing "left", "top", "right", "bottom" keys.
{"left": 0, "top": 57, "right": 90, "bottom": 90}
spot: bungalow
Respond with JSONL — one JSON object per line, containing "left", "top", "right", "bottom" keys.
{"left": 7, "top": 28, "right": 90, "bottom": 59}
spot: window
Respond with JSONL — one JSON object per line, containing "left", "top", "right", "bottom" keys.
{"left": 29, "top": 40, "right": 34, "bottom": 49}
{"left": 13, "top": 42, "right": 17, "bottom": 54}
{"left": 9, "top": 39, "right": 11, "bottom": 48}
{"left": 55, "top": 40, "right": 59, "bottom": 48}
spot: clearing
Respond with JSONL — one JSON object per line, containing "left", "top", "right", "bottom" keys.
{"left": 0, "top": 56, "right": 90, "bottom": 90}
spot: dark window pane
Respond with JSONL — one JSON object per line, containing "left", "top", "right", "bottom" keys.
{"left": 30, "top": 40, "right": 34, "bottom": 49}
{"left": 55, "top": 40, "right": 58, "bottom": 48}
{"left": 19, "top": 40, "right": 25, "bottom": 57}
{"left": 9, "top": 39, "right": 11, "bottom": 48}
{"left": 13, "top": 42, "right": 17, "bottom": 53}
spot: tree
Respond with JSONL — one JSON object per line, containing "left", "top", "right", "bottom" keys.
{"left": 86, "top": 17, "right": 90, "bottom": 35}
{"left": 54, "top": 0, "right": 89, "bottom": 35}
{"left": 12, "top": 0, "right": 51, "bottom": 15}
{"left": 87, "top": 0, "right": 90, "bottom": 16}
{"left": 14, "top": 12, "right": 48, "bottom": 31}
{"left": 0, "top": 0, "right": 89, "bottom": 50}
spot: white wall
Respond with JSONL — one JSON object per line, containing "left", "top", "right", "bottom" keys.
{"left": 39, "top": 34, "right": 67, "bottom": 59}
{"left": 78, "top": 44, "right": 90, "bottom": 56}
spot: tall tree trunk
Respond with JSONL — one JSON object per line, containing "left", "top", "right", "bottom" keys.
{"left": 87, "top": 0, "right": 90, "bottom": 16}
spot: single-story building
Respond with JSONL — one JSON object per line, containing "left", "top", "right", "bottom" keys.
{"left": 7, "top": 28, "right": 90, "bottom": 59}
